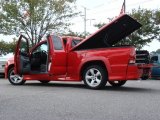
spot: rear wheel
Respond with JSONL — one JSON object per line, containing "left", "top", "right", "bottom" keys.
{"left": 108, "top": 80, "right": 126, "bottom": 87}
{"left": 83, "top": 65, "right": 107, "bottom": 89}
{"left": 8, "top": 67, "right": 26, "bottom": 85}
{"left": 141, "top": 76, "right": 149, "bottom": 80}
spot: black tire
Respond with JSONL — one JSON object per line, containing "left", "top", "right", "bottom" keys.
{"left": 39, "top": 80, "right": 50, "bottom": 84}
{"left": 141, "top": 76, "right": 149, "bottom": 80}
{"left": 83, "top": 65, "right": 107, "bottom": 89}
{"left": 8, "top": 67, "right": 26, "bottom": 85}
{"left": 108, "top": 80, "right": 126, "bottom": 87}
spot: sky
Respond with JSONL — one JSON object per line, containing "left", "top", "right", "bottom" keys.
{"left": 72, "top": 0, "right": 160, "bottom": 32}
{"left": 70, "top": 0, "right": 160, "bottom": 52}
{"left": 0, "top": 0, "right": 160, "bottom": 52}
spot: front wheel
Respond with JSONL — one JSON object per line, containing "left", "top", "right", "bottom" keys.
{"left": 83, "top": 65, "right": 107, "bottom": 89}
{"left": 108, "top": 80, "right": 126, "bottom": 87}
{"left": 8, "top": 67, "right": 26, "bottom": 85}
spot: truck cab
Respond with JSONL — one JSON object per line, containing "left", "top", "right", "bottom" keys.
{"left": 12, "top": 35, "right": 83, "bottom": 80}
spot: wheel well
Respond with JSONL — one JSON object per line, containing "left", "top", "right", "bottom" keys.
{"left": 80, "top": 61, "right": 108, "bottom": 79}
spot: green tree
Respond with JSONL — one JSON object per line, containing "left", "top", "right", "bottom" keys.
{"left": 63, "top": 30, "right": 90, "bottom": 38}
{"left": 7, "top": 38, "right": 18, "bottom": 53}
{"left": 94, "top": 8, "right": 160, "bottom": 50}
{"left": 129, "top": 8, "right": 158, "bottom": 49}
{"left": 0, "top": 40, "right": 6, "bottom": 54}
{"left": 0, "top": 0, "right": 77, "bottom": 46}
{"left": 94, "top": 23, "right": 106, "bottom": 29}
{"left": 153, "top": 9, "right": 160, "bottom": 41}
{"left": 0, "top": 38, "right": 17, "bottom": 54}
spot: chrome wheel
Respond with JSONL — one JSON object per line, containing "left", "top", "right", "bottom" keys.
{"left": 9, "top": 70, "right": 23, "bottom": 83}
{"left": 8, "top": 67, "right": 25, "bottom": 85}
{"left": 83, "top": 65, "right": 107, "bottom": 89}
{"left": 85, "top": 68, "right": 102, "bottom": 87}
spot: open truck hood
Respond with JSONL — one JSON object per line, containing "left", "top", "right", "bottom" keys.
{"left": 72, "top": 14, "right": 142, "bottom": 51}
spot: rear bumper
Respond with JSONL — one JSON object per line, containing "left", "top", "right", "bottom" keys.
{"left": 138, "top": 64, "right": 152, "bottom": 79}
{"left": 138, "top": 64, "right": 153, "bottom": 69}
{"left": 126, "top": 64, "right": 143, "bottom": 80}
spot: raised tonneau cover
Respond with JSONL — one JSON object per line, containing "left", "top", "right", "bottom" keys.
{"left": 71, "top": 14, "right": 142, "bottom": 51}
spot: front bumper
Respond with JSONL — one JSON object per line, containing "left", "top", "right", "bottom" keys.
{"left": 0, "top": 62, "right": 6, "bottom": 74}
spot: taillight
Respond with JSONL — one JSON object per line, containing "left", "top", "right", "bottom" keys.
{"left": 129, "top": 47, "right": 136, "bottom": 64}
{"left": 129, "top": 59, "right": 135, "bottom": 64}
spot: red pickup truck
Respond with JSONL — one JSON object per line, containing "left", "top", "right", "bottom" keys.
{"left": 5, "top": 14, "right": 142, "bottom": 89}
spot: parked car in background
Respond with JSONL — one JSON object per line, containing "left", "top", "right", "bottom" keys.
{"left": 150, "top": 54, "right": 160, "bottom": 79}
{"left": 0, "top": 53, "right": 13, "bottom": 76}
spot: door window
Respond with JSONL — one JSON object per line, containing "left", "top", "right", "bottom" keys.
{"left": 33, "top": 43, "right": 48, "bottom": 53}
{"left": 15, "top": 35, "right": 30, "bottom": 74}
{"left": 31, "top": 42, "right": 48, "bottom": 72}
{"left": 52, "top": 35, "right": 63, "bottom": 50}
{"left": 19, "top": 37, "right": 29, "bottom": 55}
{"left": 31, "top": 42, "right": 48, "bottom": 64}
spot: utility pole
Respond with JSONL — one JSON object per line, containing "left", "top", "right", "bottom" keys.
{"left": 82, "top": 6, "right": 87, "bottom": 37}
{"left": 82, "top": 6, "right": 95, "bottom": 37}
{"left": 124, "top": 0, "right": 126, "bottom": 13}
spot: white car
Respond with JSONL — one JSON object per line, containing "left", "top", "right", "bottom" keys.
{"left": 0, "top": 53, "right": 13, "bottom": 74}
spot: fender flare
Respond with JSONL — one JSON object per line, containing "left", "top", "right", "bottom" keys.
{"left": 78, "top": 57, "right": 111, "bottom": 78}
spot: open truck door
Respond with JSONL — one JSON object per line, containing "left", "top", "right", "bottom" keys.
{"left": 14, "top": 35, "right": 30, "bottom": 75}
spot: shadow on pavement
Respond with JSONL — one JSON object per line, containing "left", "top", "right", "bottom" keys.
{"left": 21, "top": 82, "right": 160, "bottom": 93}
{"left": 103, "top": 86, "right": 158, "bottom": 93}
{"left": 24, "top": 82, "right": 85, "bottom": 89}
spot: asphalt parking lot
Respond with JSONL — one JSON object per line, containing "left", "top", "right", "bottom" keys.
{"left": 0, "top": 78, "right": 160, "bottom": 120}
